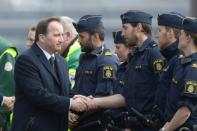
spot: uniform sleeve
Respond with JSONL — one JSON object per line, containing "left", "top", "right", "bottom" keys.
{"left": 0, "top": 95, "right": 3, "bottom": 106}
{"left": 0, "top": 53, "right": 16, "bottom": 96}
{"left": 148, "top": 48, "right": 165, "bottom": 74}
{"left": 94, "top": 56, "right": 118, "bottom": 96}
{"left": 177, "top": 65, "right": 197, "bottom": 112}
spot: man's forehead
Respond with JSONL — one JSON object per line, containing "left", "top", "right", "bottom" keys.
{"left": 47, "top": 22, "right": 63, "bottom": 33}
{"left": 48, "top": 21, "right": 63, "bottom": 29}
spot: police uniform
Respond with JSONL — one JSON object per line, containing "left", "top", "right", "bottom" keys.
{"left": 72, "top": 15, "right": 118, "bottom": 131}
{"left": 74, "top": 47, "right": 118, "bottom": 96}
{"left": 120, "top": 10, "right": 165, "bottom": 131}
{"left": 111, "top": 31, "right": 128, "bottom": 128}
{"left": 164, "top": 17, "right": 197, "bottom": 130}
{"left": 155, "top": 12, "right": 185, "bottom": 112}
{"left": 73, "top": 15, "right": 118, "bottom": 97}
{"left": 0, "top": 36, "right": 18, "bottom": 131}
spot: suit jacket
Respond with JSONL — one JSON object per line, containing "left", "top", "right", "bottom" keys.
{"left": 0, "top": 95, "right": 2, "bottom": 105}
{"left": 12, "top": 43, "right": 70, "bottom": 131}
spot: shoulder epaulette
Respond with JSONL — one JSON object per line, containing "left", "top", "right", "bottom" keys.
{"left": 146, "top": 42, "right": 158, "bottom": 50}
{"left": 192, "top": 63, "right": 197, "bottom": 68}
{"left": 102, "top": 49, "right": 112, "bottom": 56}
{"left": 152, "top": 43, "right": 158, "bottom": 47}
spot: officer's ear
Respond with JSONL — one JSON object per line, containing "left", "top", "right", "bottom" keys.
{"left": 91, "top": 33, "right": 99, "bottom": 40}
{"left": 186, "top": 34, "right": 192, "bottom": 43}
{"left": 136, "top": 23, "right": 143, "bottom": 33}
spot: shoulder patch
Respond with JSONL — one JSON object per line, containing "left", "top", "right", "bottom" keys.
{"left": 103, "top": 66, "right": 114, "bottom": 79}
{"left": 153, "top": 59, "right": 165, "bottom": 73}
{"left": 192, "top": 63, "right": 197, "bottom": 68}
{"left": 184, "top": 81, "right": 197, "bottom": 94}
{"left": 103, "top": 51, "right": 112, "bottom": 56}
{"left": 4, "top": 61, "right": 13, "bottom": 72}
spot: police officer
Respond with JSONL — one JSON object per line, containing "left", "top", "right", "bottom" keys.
{"left": 0, "top": 36, "right": 18, "bottom": 131}
{"left": 112, "top": 31, "right": 131, "bottom": 97}
{"left": 59, "top": 16, "right": 81, "bottom": 89}
{"left": 73, "top": 15, "right": 118, "bottom": 97}
{"left": 72, "top": 15, "right": 119, "bottom": 130}
{"left": 155, "top": 12, "right": 185, "bottom": 112}
{"left": 121, "top": 10, "right": 165, "bottom": 131}
{"left": 161, "top": 17, "right": 197, "bottom": 131}
{"left": 111, "top": 31, "right": 132, "bottom": 128}
{"left": 80, "top": 10, "right": 165, "bottom": 131}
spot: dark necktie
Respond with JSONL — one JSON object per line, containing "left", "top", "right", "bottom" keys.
{"left": 49, "top": 56, "right": 55, "bottom": 70}
{"left": 49, "top": 56, "right": 60, "bottom": 83}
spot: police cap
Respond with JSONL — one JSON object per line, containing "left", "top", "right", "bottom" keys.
{"left": 74, "top": 15, "right": 104, "bottom": 33}
{"left": 120, "top": 10, "right": 153, "bottom": 25}
{"left": 112, "top": 31, "right": 125, "bottom": 44}
{"left": 158, "top": 12, "right": 185, "bottom": 29}
{"left": 182, "top": 17, "right": 197, "bottom": 33}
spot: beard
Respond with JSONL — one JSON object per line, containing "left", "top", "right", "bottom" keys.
{"left": 126, "top": 34, "right": 137, "bottom": 47}
{"left": 80, "top": 38, "right": 94, "bottom": 53}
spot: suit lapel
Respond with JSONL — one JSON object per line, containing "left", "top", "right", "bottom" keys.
{"left": 55, "top": 55, "right": 65, "bottom": 95}
{"left": 32, "top": 43, "right": 60, "bottom": 85}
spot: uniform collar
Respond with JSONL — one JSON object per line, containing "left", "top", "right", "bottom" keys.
{"left": 137, "top": 37, "right": 155, "bottom": 52}
{"left": 87, "top": 46, "right": 104, "bottom": 56}
{"left": 189, "top": 52, "right": 197, "bottom": 59}
{"left": 161, "top": 40, "right": 179, "bottom": 61}
{"left": 180, "top": 52, "right": 197, "bottom": 65}
{"left": 119, "top": 62, "right": 128, "bottom": 67}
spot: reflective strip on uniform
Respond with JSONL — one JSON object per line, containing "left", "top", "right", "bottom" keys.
{"left": 69, "top": 69, "right": 76, "bottom": 89}
{"left": 66, "top": 42, "right": 81, "bottom": 62}
{"left": 0, "top": 48, "right": 17, "bottom": 59}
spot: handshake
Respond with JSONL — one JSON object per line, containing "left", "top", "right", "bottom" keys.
{"left": 69, "top": 95, "right": 98, "bottom": 128}
{"left": 70, "top": 95, "right": 98, "bottom": 113}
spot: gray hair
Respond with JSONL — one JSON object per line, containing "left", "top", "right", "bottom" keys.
{"left": 60, "top": 16, "right": 78, "bottom": 38}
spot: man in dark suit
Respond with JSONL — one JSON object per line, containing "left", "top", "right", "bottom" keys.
{"left": 12, "top": 17, "right": 87, "bottom": 131}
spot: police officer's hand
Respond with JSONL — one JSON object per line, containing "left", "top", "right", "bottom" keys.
{"left": 68, "top": 112, "right": 79, "bottom": 128}
{"left": 70, "top": 97, "right": 88, "bottom": 112}
{"left": 73, "top": 95, "right": 97, "bottom": 111}
{"left": 3, "top": 96, "right": 15, "bottom": 111}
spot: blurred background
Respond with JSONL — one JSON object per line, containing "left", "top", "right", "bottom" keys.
{"left": 0, "top": 0, "right": 195, "bottom": 53}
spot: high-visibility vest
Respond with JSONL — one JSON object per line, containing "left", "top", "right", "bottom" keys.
{"left": 65, "top": 40, "right": 81, "bottom": 88}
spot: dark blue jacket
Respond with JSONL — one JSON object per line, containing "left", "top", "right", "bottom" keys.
{"left": 122, "top": 37, "right": 165, "bottom": 114}
{"left": 155, "top": 40, "right": 179, "bottom": 112}
{"left": 112, "top": 62, "right": 128, "bottom": 118}
{"left": 12, "top": 43, "right": 70, "bottom": 131}
{"left": 73, "top": 47, "right": 119, "bottom": 96}
{"left": 164, "top": 52, "right": 197, "bottom": 130}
